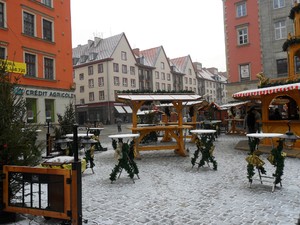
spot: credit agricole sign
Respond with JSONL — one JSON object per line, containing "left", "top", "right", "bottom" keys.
{"left": 15, "top": 87, "right": 75, "bottom": 99}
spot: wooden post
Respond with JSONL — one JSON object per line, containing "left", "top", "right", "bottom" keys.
{"left": 71, "top": 124, "right": 82, "bottom": 225}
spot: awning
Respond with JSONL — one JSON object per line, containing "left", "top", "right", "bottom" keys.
{"left": 117, "top": 94, "right": 202, "bottom": 102}
{"left": 233, "top": 83, "right": 300, "bottom": 99}
{"left": 123, "top": 106, "right": 132, "bottom": 113}
{"left": 114, "top": 106, "right": 126, "bottom": 113}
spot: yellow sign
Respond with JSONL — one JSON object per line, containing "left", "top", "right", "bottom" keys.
{"left": 0, "top": 59, "right": 27, "bottom": 74}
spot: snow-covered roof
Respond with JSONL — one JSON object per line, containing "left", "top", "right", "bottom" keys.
{"left": 219, "top": 101, "right": 250, "bottom": 110}
{"left": 233, "top": 83, "right": 300, "bottom": 99}
{"left": 117, "top": 94, "right": 202, "bottom": 102}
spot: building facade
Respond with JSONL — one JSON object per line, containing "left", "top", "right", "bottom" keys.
{"left": 0, "top": 0, "right": 74, "bottom": 124}
{"left": 72, "top": 33, "right": 138, "bottom": 125}
{"left": 223, "top": 0, "right": 298, "bottom": 100}
{"left": 73, "top": 33, "right": 228, "bottom": 125}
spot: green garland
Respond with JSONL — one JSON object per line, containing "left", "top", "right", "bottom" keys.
{"left": 289, "top": 3, "right": 300, "bottom": 20}
{"left": 109, "top": 139, "right": 139, "bottom": 182}
{"left": 269, "top": 140, "right": 285, "bottom": 185}
{"left": 246, "top": 138, "right": 266, "bottom": 184}
{"left": 282, "top": 37, "right": 300, "bottom": 52}
{"left": 191, "top": 135, "right": 217, "bottom": 170}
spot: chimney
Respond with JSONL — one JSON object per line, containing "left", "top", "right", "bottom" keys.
{"left": 132, "top": 48, "right": 140, "bottom": 56}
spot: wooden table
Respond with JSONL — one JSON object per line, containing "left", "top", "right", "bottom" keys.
{"left": 246, "top": 132, "right": 284, "bottom": 192}
{"left": 108, "top": 133, "right": 140, "bottom": 183}
{"left": 130, "top": 125, "right": 192, "bottom": 158}
{"left": 190, "top": 129, "right": 218, "bottom": 170}
{"left": 225, "top": 118, "right": 245, "bottom": 135}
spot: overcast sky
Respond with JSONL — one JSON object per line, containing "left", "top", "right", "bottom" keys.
{"left": 71, "top": 0, "right": 226, "bottom": 71}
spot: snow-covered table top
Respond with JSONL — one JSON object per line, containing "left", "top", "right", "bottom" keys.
{"left": 246, "top": 133, "right": 283, "bottom": 138}
{"left": 108, "top": 133, "right": 140, "bottom": 139}
{"left": 66, "top": 133, "right": 93, "bottom": 138}
{"left": 190, "top": 129, "right": 216, "bottom": 134}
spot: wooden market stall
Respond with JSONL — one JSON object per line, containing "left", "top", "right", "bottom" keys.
{"left": 232, "top": 83, "right": 300, "bottom": 149}
{"left": 115, "top": 93, "right": 203, "bottom": 157}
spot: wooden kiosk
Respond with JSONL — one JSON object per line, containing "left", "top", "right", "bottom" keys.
{"left": 116, "top": 93, "right": 203, "bottom": 157}
{"left": 232, "top": 3, "right": 300, "bottom": 151}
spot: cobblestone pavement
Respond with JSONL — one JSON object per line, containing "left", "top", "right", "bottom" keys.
{"left": 9, "top": 124, "right": 300, "bottom": 224}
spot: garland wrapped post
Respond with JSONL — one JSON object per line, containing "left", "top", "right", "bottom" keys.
{"left": 84, "top": 144, "right": 95, "bottom": 174}
{"left": 267, "top": 139, "right": 286, "bottom": 186}
{"left": 110, "top": 138, "right": 139, "bottom": 183}
{"left": 191, "top": 134, "right": 217, "bottom": 170}
{"left": 245, "top": 137, "right": 266, "bottom": 184}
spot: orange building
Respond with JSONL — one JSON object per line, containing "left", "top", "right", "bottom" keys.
{"left": 223, "top": 0, "right": 263, "bottom": 98}
{"left": 0, "top": 0, "right": 74, "bottom": 124}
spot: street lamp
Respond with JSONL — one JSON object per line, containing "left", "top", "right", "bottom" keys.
{"left": 55, "top": 138, "right": 73, "bottom": 156}
{"left": 281, "top": 121, "right": 300, "bottom": 148}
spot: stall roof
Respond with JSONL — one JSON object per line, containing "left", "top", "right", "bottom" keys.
{"left": 233, "top": 83, "right": 300, "bottom": 99}
{"left": 157, "top": 100, "right": 208, "bottom": 107}
{"left": 117, "top": 94, "right": 202, "bottom": 102}
{"left": 114, "top": 105, "right": 126, "bottom": 113}
{"left": 219, "top": 101, "right": 250, "bottom": 110}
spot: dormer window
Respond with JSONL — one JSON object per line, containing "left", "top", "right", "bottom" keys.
{"left": 89, "top": 52, "right": 97, "bottom": 61}
{"left": 80, "top": 55, "right": 88, "bottom": 63}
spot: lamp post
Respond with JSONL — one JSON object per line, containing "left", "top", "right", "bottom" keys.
{"left": 45, "top": 120, "right": 51, "bottom": 157}
{"left": 55, "top": 138, "right": 72, "bottom": 156}
{"left": 81, "top": 137, "right": 97, "bottom": 173}
{"left": 280, "top": 121, "right": 300, "bottom": 148}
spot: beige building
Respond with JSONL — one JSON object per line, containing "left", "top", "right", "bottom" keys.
{"left": 72, "top": 33, "right": 138, "bottom": 125}
{"left": 73, "top": 33, "right": 228, "bottom": 125}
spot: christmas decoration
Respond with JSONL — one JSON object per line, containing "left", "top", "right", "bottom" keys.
{"left": 191, "top": 135, "right": 217, "bottom": 170}
{"left": 109, "top": 139, "right": 139, "bottom": 183}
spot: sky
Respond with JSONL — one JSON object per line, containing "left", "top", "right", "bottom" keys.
{"left": 70, "top": 0, "right": 226, "bottom": 71}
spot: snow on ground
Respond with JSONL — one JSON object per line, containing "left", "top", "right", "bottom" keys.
{"left": 4, "top": 129, "right": 300, "bottom": 225}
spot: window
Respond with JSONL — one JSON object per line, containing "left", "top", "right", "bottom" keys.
{"left": 130, "top": 66, "right": 135, "bottom": 75}
{"left": 114, "top": 76, "right": 119, "bottom": 86}
{"left": 167, "top": 73, "right": 171, "bottom": 81}
{"left": 189, "top": 69, "right": 192, "bottom": 75}
{"left": 274, "top": 20, "right": 286, "bottom": 40}
{"left": 236, "top": 2, "right": 247, "bottom": 17}
{"left": 0, "top": 47, "right": 5, "bottom": 59}
{"left": 162, "top": 83, "right": 166, "bottom": 90}
{"left": 237, "top": 27, "right": 248, "bottom": 45}
{"left": 193, "top": 79, "right": 196, "bottom": 85}
{"left": 239, "top": 64, "right": 250, "bottom": 81}
{"left": 161, "top": 62, "right": 165, "bottom": 69}
{"left": 88, "top": 79, "right": 94, "bottom": 88}
{"left": 184, "top": 77, "right": 188, "bottom": 84}
{"left": 155, "top": 82, "right": 160, "bottom": 90}
{"left": 98, "top": 64, "right": 103, "bottom": 73}
{"left": 162, "top": 72, "right": 165, "bottom": 80}
{"left": 45, "top": 99, "right": 54, "bottom": 122}
{"left": 42, "top": 0, "right": 52, "bottom": 7}
{"left": 276, "top": 58, "right": 288, "bottom": 76}
{"left": 98, "top": 77, "right": 104, "bottom": 86}
{"left": 23, "top": 12, "right": 35, "bottom": 36}
{"left": 25, "top": 53, "right": 36, "bottom": 77}
{"left": 26, "top": 98, "right": 37, "bottom": 123}
{"left": 121, "top": 51, "right": 127, "bottom": 60}
{"left": 80, "top": 86, "right": 84, "bottom": 93}
{"left": 79, "top": 73, "right": 84, "bottom": 80}
{"left": 43, "top": 19, "right": 53, "bottom": 41}
{"left": 89, "top": 92, "right": 94, "bottom": 102}
{"left": 123, "top": 78, "right": 128, "bottom": 86}
{"left": 44, "top": 57, "right": 54, "bottom": 80}
{"left": 88, "top": 66, "right": 93, "bottom": 75}
{"left": 113, "top": 63, "right": 119, "bottom": 72}
{"left": 80, "top": 99, "right": 85, "bottom": 104}
{"left": 273, "top": 0, "right": 285, "bottom": 9}
{"left": 295, "top": 56, "right": 300, "bottom": 74}
{"left": 122, "top": 64, "right": 127, "bottom": 74}
{"left": 167, "top": 84, "right": 171, "bottom": 91}
{"left": 89, "top": 53, "right": 96, "bottom": 61}
{"left": 99, "top": 91, "right": 105, "bottom": 100}
{"left": 155, "top": 71, "right": 159, "bottom": 79}
{"left": 189, "top": 78, "right": 192, "bottom": 84}
{"left": 0, "top": 2, "right": 5, "bottom": 28}
{"left": 130, "top": 79, "right": 136, "bottom": 88}
{"left": 73, "top": 58, "right": 79, "bottom": 65}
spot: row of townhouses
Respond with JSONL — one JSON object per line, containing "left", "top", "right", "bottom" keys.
{"left": 72, "top": 33, "right": 228, "bottom": 125}
{"left": 1, "top": 0, "right": 227, "bottom": 126}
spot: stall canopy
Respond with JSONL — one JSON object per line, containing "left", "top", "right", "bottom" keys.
{"left": 233, "top": 83, "right": 300, "bottom": 99}
{"left": 123, "top": 106, "right": 132, "bottom": 113}
{"left": 219, "top": 101, "right": 250, "bottom": 110}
